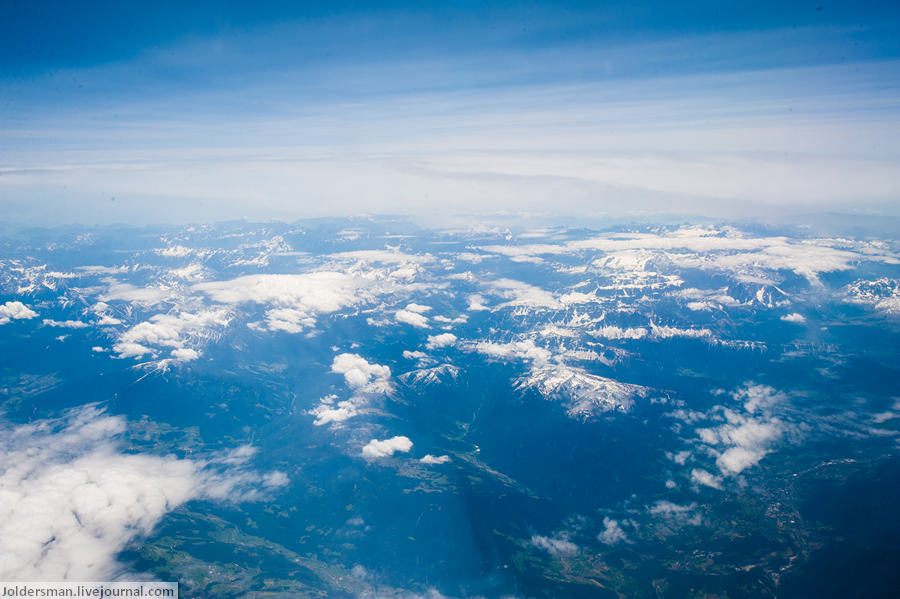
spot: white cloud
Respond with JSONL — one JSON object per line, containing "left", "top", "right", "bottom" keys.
{"left": 194, "top": 272, "right": 371, "bottom": 333}
{"left": 42, "top": 319, "right": 89, "bottom": 329}
{"left": 485, "top": 278, "right": 561, "bottom": 309}
{"left": 648, "top": 501, "right": 703, "bottom": 526}
{"left": 331, "top": 354, "right": 391, "bottom": 389}
{"left": 471, "top": 339, "right": 552, "bottom": 365}
{"left": 309, "top": 395, "right": 358, "bottom": 426}
{"left": 361, "top": 436, "right": 413, "bottom": 459}
{"left": 597, "top": 517, "right": 629, "bottom": 545}
{"left": 690, "top": 468, "right": 723, "bottom": 490}
{"left": 262, "top": 307, "right": 314, "bottom": 333}
{"left": 419, "top": 454, "right": 451, "bottom": 465}
{"left": 395, "top": 309, "right": 430, "bottom": 328}
{"left": 531, "top": 534, "right": 578, "bottom": 557}
{"left": 425, "top": 333, "right": 457, "bottom": 349}
{"left": 404, "top": 303, "right": 432, "bottom": 314}
{"left": 467, "top": 294, "right": 489, "bottom": 311}
{"left": 100, "top": 282, "right": 172, "bottom": 306}
{"left": 674, "top": 287, "right": 741, "bottom": 310}
{"left": 170, "top": 348, "right": 199, "bottom": 361}
{"left": 112, "top": 309, "right": 231, "bottom": 360}
{"left": 433, "top": 314, "right": 468, "bottom": 324}
{"left": 694, "top": 384, "right": 785, "bottom": 476}
{"left": 781, "top": 312, "right": 806, "bottom": 323}
{"left": 734, "top": 383, "right": 786, "bottom": 414}
{"left": 262, "top": 471, "right": 289, "bottom": 488}
{"left": 310, "top": 355, "right": 393, "bottom": 426}
{"left": 0, "top": 301, "right": 38, "bottom": 325}
{"left": 0, "top": 406, "right": 275, "bottom": 581}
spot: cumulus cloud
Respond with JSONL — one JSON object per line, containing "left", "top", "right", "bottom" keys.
{"left": 310, "top": 355, "right": 393, "bottom": 426}
{"left": 674, "top": 287, "right": 741, "bottom": 311}
{"left": 531, "top": 534, "right": 578, "bottom": 557}
{"left": 0, "top": 406, "right": 278, "bottom": 581}
{"left": 170, "top": 348, "right": 199, "bottom": 361}
{"left": 404, "top": 303, "right": 431, "bottom": 314}
{"left": 781, "top": 312, "right": 806, "bottom": 323}
{"left": 0, "top": 301, "right": 38, "bottom": 325}
{"left": 690, "top": 468, "right": 723, "bottom": 489}
{"left": 425, "top": 333, "right": 457, "bottom": 349}
{"left": 42, "top": 319, "right": 89, "bottom": 329}
{"left": 401, "top": 350, "right": 436, "bottom": 369}
{"left": 471, "top": 339, "right": 552, "bottom": 365}
{"left": 112, "top": 309, "right": 232, "bottom": 360}
{"left": 193, "top": 272, "right": 371, "bottom": 333}
{"left": 466, "top": 294, "right": 489, "bottom": 311}
{"left": 485, "top": 278, "right": 561, "bottom": 309}
{"left": 331, "top": 353, "right": 391, "bottom": 389}
{"left": 395, "top": 309, "right": 430, "bottom": 328}
{"left": 309, "top": 394, "right": 358, "bottom": 426}
{"left": 597, "top": 517, "right": 629, "bottom": 545}
{"left": 419, "top": 454, "right": 451, "bottom": 465}
{"left": 648, "top": 501, "right": 703, "bottom": 527}
{"left": 694, "top": 384, "right": 786, "bottom": 477}
{"left": 361, "top": 436, "right": 413, "bottom": 459}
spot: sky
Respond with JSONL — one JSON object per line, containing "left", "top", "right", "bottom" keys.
{"left": 1, "top": 0, "right": 900, "bottom": 225}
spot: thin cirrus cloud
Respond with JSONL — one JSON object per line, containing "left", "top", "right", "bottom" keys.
{"left": 1, "top": 5, "right": 899, "bottom": 223}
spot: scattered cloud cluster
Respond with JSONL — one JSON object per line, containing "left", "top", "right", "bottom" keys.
{"left": 648, "top": 501, "right": 703, "bottom": 527}
{"left": 309, "top": 354, "right": 393, "bottom": 426}
{"left": 194, "top": 272, "right": 369, "bottom": 334}
{"left": 112, "top": 309, "right": 232, "bottom": 361}
{"left": 0, "top": 406, "right": 281, "bottom": 581}
{"left": 695, "top": 384, "right": 786, "bottom": 480}
{"left": 597, "top": 517, "right": 630, "bottom": 545}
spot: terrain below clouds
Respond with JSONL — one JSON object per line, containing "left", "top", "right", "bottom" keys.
{"left": 0, "top": 217, "right": 897, "bottom": 598}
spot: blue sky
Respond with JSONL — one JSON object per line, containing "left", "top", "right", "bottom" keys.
{"left": 2, "top": 1, "right": 900, "bottom": 224}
